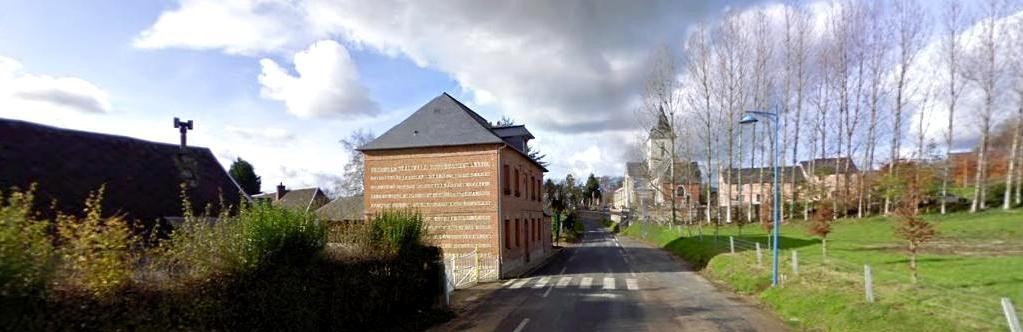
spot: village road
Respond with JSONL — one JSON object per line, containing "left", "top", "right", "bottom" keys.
{"left": 433, "top": 210, "right": 787, "bottom": 332}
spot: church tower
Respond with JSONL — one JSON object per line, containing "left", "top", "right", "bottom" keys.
{"left": 647, "top": 107, "right": 674, "bottom": 174}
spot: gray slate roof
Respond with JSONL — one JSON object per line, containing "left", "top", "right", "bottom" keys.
{"left": 626, "top": 161, "right": 701, "bottom": 184}
{"left": 359, "top": 93, "right": 506, "bottom": 151}
{"left": 359, "top": 93, "right": 547, "bottom": 171}
{"left": 723, "top": 166, "right": 806, "bottom": 185}
{"left": 799, "top": 157, "right": 858, "bottom": 176}
{"left": 274, "top": 187, "right": 330, "bottom": 212}
{"left": 315, "top": 195, "right": 364, "bottom": 221}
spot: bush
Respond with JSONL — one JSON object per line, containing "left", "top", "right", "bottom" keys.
{"left": 55, "top": 186, "right": 136, "bottom": 296}
{"left": 0, "top": 186, "right": 54, "bottom": 297}
{"left": 369, "top": 209, "right": 426, "bottom": 254}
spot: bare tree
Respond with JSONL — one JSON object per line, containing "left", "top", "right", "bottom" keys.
{"left": 940, "top": 0, "right": 969, "bottom": 214}
{"left": 686, "top": 22, "right": 718, "bottom": 227}
{"left": 338, "top": 129, "right": 375, "bottom": 196}
{"left": 963, "top": 0, "right": 1008, "bottom": 213}
{"left": 714, "top": 10, "right": 752, "bottom": 227}
{"left": 885, "top": 0, "right": 928, "bottom": 216}
{"left": 784, "top": 3, "right": 813, "bottom": 220}
{"left": 1005, "top": 9, "right": 1023, "bottom": 209}
{"left": 638, "top": 47, "right": 683, "bottom": 225}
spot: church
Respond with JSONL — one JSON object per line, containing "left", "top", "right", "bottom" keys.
{"left": 614, "top": 111, "right": 701, "bottom": 213}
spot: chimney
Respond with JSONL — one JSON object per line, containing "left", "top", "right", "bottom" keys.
{"left": 276, "top": 183, "right": 287, "bottom": 200}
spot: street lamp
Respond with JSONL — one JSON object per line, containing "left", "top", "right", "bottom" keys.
{"left": 739, "top": 110, "right": 781, "bottom": 287}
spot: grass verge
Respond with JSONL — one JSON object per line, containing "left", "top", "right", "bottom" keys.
{"left": 622, "top": 209, "right": 1023, "bottom": 331}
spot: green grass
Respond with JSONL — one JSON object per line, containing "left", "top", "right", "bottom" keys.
{"left": 622, "top": 209, "right": 1023, "bottom": 331}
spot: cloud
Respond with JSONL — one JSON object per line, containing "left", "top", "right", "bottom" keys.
{"left": 136, "top": 0, "right": 747, "bottom": 132}
{"left": 258, "top": 40, "right": 379, "bottom": 118}
{"left": 0, "top": 56, "right": 112, "bottom": 114}
{"left": 134, "top": 0, "right": 308, "bottom": 55}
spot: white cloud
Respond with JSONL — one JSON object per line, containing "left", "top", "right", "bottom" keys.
{"left": 0, "top": 56, "right": 112, "bottom": 114}
{"left": 258, "top": 40, "right": 379, "bottom": 118}
{"left": 134, "top": 0, "right": 307, "bottom": 55}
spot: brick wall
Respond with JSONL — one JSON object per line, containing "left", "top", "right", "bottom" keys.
{"left": 363, "top": 144, "right": 551, "bottom": 280}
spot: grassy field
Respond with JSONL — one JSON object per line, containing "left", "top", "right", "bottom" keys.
{"left": 622, "top": 209, "right": 1023, "bottom": 331}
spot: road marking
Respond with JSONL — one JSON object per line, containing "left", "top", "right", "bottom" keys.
{"left": 603, "top": 277, "right": 615, "bottom": 290}
{"left": 580, "top": 277, "right": 593, "bottom": 289}
{"left": 510, "top": 278, "right": 531, "bottom": 289}
{"left": 556, "top": 277, "right": 572, "bottom": 288}
{"left": 542, "top": 285, "right": 554, "bottom": 298}
{"left": 626, "top": 278, "right": 639, "bottom": 290}
{"left": 532, "top": 277, "right": 550, "bottom": 289}
{"left": 559, "top": 266, "right": 567, "bottom": 274}
{"left": 513, "top": 318, "right": 530, "bottom": 332}
{"left": 502, "top": 279, "right": 515, "bottom": 287}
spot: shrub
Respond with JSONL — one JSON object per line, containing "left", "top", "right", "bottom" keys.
{"left": 55, "top": 186, "right": 136, "bottom": 296}
{"left": 369, "top": 209, "right": 426, "bottom": 254}
{"left": 0, "top": 186, "right": 55, "bottom": 296}
{"left": 237, "top": 202, "right": 325, "bottom": 265}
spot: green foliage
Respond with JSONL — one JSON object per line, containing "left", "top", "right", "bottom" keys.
{"left": 0, "top": 186, "right": 55, "bottom": 297}
{"left": 56, "top": 186, "right": 136, "bottom": 296}
{"left": 228, "top": 157, "right": 261, "bottom": 195}
{"left": 369, "top": 209, "right": 426, "bottom": 254}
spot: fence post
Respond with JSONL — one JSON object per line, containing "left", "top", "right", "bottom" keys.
{"left": 864, "top": 265, "right": 875, "bottom": 303}
{"left": 755, "top": 242, "right": 763, "bottom": 266}
{"left": 791, "top": 250, "right": 798, "bottom": 276}
{"left": 474, "top": 246, "right": 481, "bottom": 284}
{"left": 729, "top": 236, "right": 735, "bottom": 254}
{"left": 1003, "top": 297, "right": 1022, "bottom": 332}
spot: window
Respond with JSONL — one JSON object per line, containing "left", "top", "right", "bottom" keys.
{"left": 529, "top": 176, "right": 535, "bottom": 200}
{"left": 514, "top": 218, "right": 520, "bottom": 247}
{"left": 524, "top": 220, "right": 530, "bottom": 245}
{"left": 504, "top": 219, "right": 511, "bottom": 249}
{"left": 514, "top": 169, "right": 521, "bottom": 197}
{"left": 537, "top": 179, "right": 542, "bottom": 201}
{"left": 503, "top": 165, "right": 510, "bottom": 195}
{"left": 533, "top": 219, "right": 539, "bottom": 241}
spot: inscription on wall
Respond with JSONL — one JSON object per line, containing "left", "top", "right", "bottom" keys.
{"left": 366, "top": 157, "right": 497, "bottom": 255}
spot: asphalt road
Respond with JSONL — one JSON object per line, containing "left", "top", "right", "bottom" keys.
{"left": 435, "top": 211, "right": 787, "bottom": 332}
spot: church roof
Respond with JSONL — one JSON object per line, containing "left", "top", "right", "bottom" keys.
{"left": 359, "top": 93, "right": 546, "bottom": 171}
{"left": 0, "top": 117, "right": 247, "bottom": 225}
{"left": 648, "top": 108, "right": 674, "bottom": 139}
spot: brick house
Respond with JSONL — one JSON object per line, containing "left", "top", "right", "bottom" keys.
{"left": 359, "top": 93, "right": 551, "bottom": 279}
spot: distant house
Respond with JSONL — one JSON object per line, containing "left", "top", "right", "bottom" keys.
{"left": 359, "top": 92, "right": 551, "bottom": 279}
{"left": 315, "top": 195, "right": 364, "bottom": 223}
{"left": 0, "top": 118, "right": 247, "bottom": 230}
{"left": 799, "top": 157, "right": 860, "bottom": 199}
{"left": 718, "top": 166, "right": 806, "bottom": 207}
{"left": 253, "top": 183, "right": 330, "bottom": 212}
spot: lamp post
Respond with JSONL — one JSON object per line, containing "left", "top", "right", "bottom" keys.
{"left": 739, "top": 111, "right": 781, "bottom": 287}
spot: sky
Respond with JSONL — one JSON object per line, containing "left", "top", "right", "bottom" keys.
{"left": 0, "top": 0, "right": 1017, "bottom": 194}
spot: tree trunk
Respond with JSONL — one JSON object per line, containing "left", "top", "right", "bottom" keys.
{"left": 1005, "top": 104, "right": 1022, "bottom": 209}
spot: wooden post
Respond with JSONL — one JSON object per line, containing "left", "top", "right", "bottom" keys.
{"left": 755, "top": 242, "right": 763, "bottom": 266}
{"left": 791, "top": 250, "right": 798, "bottom": 276}
{"left": 1004, "top": 297, "right": 1022, "bottom": 332}
{"left": 729, "top": 236, "right": 735, "bottom": 254}
{"left": 864, "top": 265, "right": 875, "bottom": 303}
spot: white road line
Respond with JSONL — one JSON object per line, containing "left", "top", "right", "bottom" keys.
{"left": 559, "top": 266, "right": 567, "bottom": 274}
{"left": 626, "top": 278, "right": 639, "bottom": 290}
{"left": 502, "top": 279, "right": 515, "bottom": 287}
{"left": 542, "top": 285, "right": 554, "bottom": 298}
{"left": 580, "top": 277, "right": 593, "bottom": 289}
{"left": 510, "top": 278, "right": 531, "bottom": 289}
{"left": 603, "top": 277, "right": 615, "bottom": 290}
{"left": 556, "top": 277, "right": 572, "bottom": 288}
{"left": 532, "top": 277, "right": 550, "bottom": 289}
{"left": 513, "top": 318, "right": 530, "bottom": 332}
